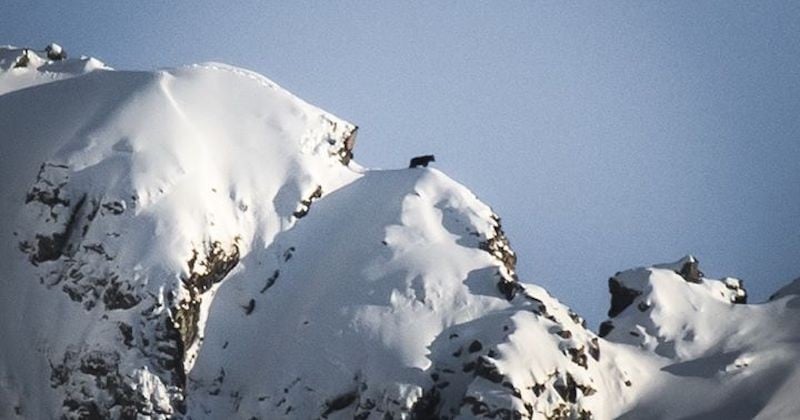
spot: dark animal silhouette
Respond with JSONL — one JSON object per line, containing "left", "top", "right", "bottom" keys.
{"left": 409, "top": 155, "right": 435, "bottom": 168}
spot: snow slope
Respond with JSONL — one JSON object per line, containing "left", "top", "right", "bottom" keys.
{"left": 600, "top": 257, "right": 800, "bottom": 419}
{"left": 0, "top": 45, "right": 798, "bottom": 420}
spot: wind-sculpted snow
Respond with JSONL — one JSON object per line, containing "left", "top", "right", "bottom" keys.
{"left": 1, "top": 45, "right": 798, "bottom": 420}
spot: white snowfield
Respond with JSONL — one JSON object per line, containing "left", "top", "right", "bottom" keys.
{"left": 0, "top": 46, "right": 797, "bottom": 420}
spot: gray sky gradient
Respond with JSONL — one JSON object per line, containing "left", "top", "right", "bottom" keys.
{"left": 3, "top": 2, "right": 799, "bottom": 326}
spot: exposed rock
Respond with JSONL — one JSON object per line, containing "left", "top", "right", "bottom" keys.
{"left": 45, "top": 43, "right": 67, "bottom": 61}
{"left": 50, "top": 346, "right": 174, "bottom": 419}
{"left": 607, "top": 276, "right": 641, "bottom": 318}
{"left": 337, "top": 126, "right": 358, "bottom": 165}
{"left": 469, "top": 340, "right": 483, "bottom": 353}
{"left": 103, "top": 275, "right": 142, "bottom": 310}
{"left": 677, "top": 256, "right": 704, "bottom": 284}
{"left": 723, "top": 277, "right": 747, "bottom": 304}
{"left": 260, "top": 270, "right": 280, "bottom": 293}
{"left": 172, "top": 240, "right": 240, "bottom": 375}
{"left": 293, "top": 185, "right": 323, "bottom": 219}
{"left": 243, "top": 299, "right": 255, "bottom": 315}
{"left": 321, "top": 390, "right": 358, "bottom": 417}
{"left": 479, "top": 214, "right": 521, "bottom": 300}
{"left": 598, "top": 321, "right": 614, "bottom": 338}
{"left": 13, "top": 49, "right": 31, "bottom": 68}
{"left": 474, "top": 356, "right": 504, "bottom": 384}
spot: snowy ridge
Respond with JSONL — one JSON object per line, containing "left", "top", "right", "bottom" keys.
{"left": 0, "top": 44, "right": 108, "bottom": 95}
{"left": 1, "top": 45, "right": 798, "bottom": 420}
{"left": 600, "top": 256, "right": 800, "bottom": 419}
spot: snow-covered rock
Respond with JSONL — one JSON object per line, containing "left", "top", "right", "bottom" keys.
{"left": 0, "top": 44, "right": 798, "bottom": 420}
{"left": 600, "top": 257, "right": 800, "bottom": 419}
{"left": 45, "top": 43, "right": 66, "bottom": 61}
{"left": 0, "top": 45, "right": 108, "bottom": 96}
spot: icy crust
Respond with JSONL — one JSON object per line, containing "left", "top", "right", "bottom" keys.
{"left": 0, "top": 45, "right": 108, "bottom": 95}
{"left": 600, "top": 257, "right": 800, "bottom": 419}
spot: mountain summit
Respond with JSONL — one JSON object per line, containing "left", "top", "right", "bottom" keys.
{"left": 1, "top": 45, "right": 797, "bottom": 420}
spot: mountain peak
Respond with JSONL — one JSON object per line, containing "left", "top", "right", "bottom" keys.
{"left": 1, "top": 44, "right": 798, "bottom": 420}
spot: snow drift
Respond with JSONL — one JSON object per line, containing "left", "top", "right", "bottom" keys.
{"left": 0, "top": 45, "right": 797, "bottom": 420}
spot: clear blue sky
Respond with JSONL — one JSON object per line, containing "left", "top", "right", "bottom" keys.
{"left": 3, "top": 2, "right": 799, "bottom": 326}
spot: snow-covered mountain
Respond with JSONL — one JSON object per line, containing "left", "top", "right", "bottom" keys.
{"left": 0, "top": 45, "right": 797, "bottom": 420}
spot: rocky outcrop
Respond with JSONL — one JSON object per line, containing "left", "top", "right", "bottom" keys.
{"left": 479, "top": 214, "right": 521, "bottom": 300}
{"left": 722, "top": 277, "right": 747, "bottom": 304}
{"left": 293, "top": 186, "right": 323, "bottom": 219}
{"left": 174, "top": 241, "right": 240, "bottom": 352}
{"left": 50, "top": 346, "right": 175, "bottom": 419}
{"left": 675, "top": 256, "right": 703, "bottom": 284}
{"left": 338, "top": 126, "right": 358, "bottom": 165}
{"left": 607, "top": 276, "right": 642, "bottom": 318}
{"left": 45, "top": 43, "right": 66, "bottom": 61}
{"left": 598, "top": 275, "right": 643, "bottom": 338}
{"left": 599, "top": 256, "right": 753, "bottom": 359}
